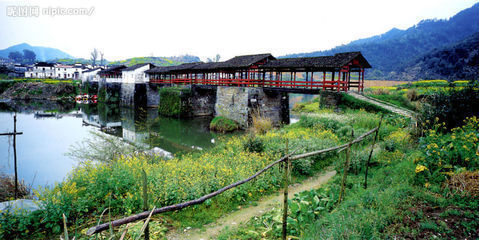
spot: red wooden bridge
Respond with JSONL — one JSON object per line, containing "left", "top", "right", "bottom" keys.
{"left": 146, "top": 52, "right": 371, "bottom": 93}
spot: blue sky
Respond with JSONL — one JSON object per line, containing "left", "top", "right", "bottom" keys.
{"left": 1, "top": 0, "right": 478, "bottom": 61}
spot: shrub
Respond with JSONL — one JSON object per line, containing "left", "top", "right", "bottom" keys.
{"left": 406, "top": 89, "right": 419, "bottom": 101}
{"left": 0, "top": 173, "right": 30, "bottom": 201}
{"left": 243, "top": 137, "right": 265, "bottom": 153}
{"left": 413, "top": 117, "right": 479, "bottom": 186}
{"left": 250, "top": 109, "right": 273, "bottom": 134}
{"left": 298, "top": 116, "right": 341, "bottom": 131}
{"left": 371, "top": 87, "right": 391, "bottom": 95}
{"left": 418, "top": 84, "right": 479, "bottom": 132}
{"left": 158, "top": 87, "right": 192, "bottom": 117}
{"left": 210, "top": 116, "right": 239, "bottom": 133}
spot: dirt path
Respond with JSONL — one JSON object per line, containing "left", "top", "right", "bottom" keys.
{"left": 347, "top": 92, "right": 415, "bottom": 119}
{"left": 166, "top": 170, "right": 336, "bottom": 240}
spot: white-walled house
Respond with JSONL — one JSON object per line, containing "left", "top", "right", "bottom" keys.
{"left": 25, "top": 62, "right": 88, "bottom": 79}
{"left": 98, "top": 65, "right": 127, "bottom": 83}
{"left": 81, "top": 67, "right": 102, "bottom": 83}
{"left": 54, "top": 65, "right": 76, "bottom": 79}
{"left": 121, "top": 63, "right": 155, "bottom": 84}
{"left": 25, "top": 62, "right": 55, "bottom": 78}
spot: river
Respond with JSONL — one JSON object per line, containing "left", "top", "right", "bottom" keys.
{"left": 0, "top": 95, "right": 306, "bottom": 190}
{"left": 0, "top": 100, "right": 218, "bottom": 189}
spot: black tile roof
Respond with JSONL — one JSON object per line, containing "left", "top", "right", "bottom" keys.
{"left": 220, "top": 53, "right": 275, "bottom": 69}
{"left": 122, "top": 63, "right": 155, "bottom": 72}
{"left": 145, "top": 52, "right": 371, "bottom": 75}
{"left": 35, "top": 62, "right": 55, "bottom": 67}
{"left": 82, "top": 67, "right": 102, "bottom": 73}
{"left": 260, "top": 52, "right": 372, "bottom": 69}
{"left": 98, "top": 65, "right": 127, "bottom": 75}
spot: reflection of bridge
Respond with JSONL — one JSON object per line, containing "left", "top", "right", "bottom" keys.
{"left": 146, "top": 52, "right": 371, "bottom": 93}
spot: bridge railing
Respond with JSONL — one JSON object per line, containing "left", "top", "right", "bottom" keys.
{"left": 150, "top": 78, "right": 351, "bottom": 91}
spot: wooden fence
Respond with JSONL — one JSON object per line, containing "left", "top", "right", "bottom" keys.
{"left": 87, "top": 123, "right": 381, "bottom": 237}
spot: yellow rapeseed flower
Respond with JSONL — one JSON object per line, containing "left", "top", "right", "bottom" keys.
{"left": 415, "top": 164, "right": 428, "bottom": 173}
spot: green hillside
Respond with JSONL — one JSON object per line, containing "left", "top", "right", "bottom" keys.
{"left": 283, "top": 3, "right": 479, "bottom": 80}
{"left": 108, "top": 55, "right": 200, "bottom": 67}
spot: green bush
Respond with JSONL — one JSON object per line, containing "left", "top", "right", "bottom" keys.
{"left": 418, "top": 84, "right": 479, "bottom": 132}
{"left": 243, "top": 137, "right": 265, "bottom": 153}
{"left": 158, "top": 87, "right": 192, "bottom": 117}
{"left": 210, "top": 116, "right": 239, "bottom": 133}
{"left": 413, "top": 117, "right": 479, "bottom": 186}
{"left": 298, "top": 116, "right": 342, "bottom": 131}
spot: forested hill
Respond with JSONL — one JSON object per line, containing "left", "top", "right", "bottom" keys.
{"left": 108, "top": 55, "right": 201, "bottom": 67}
{"left": 398, "top": 32, "right": 479, "bottom": 81}
{"left": 283, "top": 3, "right": 479, "bottom": 80}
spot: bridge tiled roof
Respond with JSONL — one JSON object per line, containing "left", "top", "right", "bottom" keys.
{"left": 260, "top": 52, "right": 372, "bottom": 70}
{"left": 145, "top": 52, "right": 370, "bottom": 75}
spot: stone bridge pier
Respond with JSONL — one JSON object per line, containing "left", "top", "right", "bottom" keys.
{"left": 153, "top": 85, "right": 289, "bottom": 129}
{"left": 214, "top": 86, "right": 289, "bottom": 129}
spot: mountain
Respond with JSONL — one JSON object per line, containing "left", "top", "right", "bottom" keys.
{"left": 283, "top": 3, "right": 479, "bottom": 79}
{"left": 0, "top": 43, "right": 73, "bottom": 61}
{"left": 398, "top": 32, "right": 479, "bottom": 81}
{"left": 108, "top": 55, "right": 201, "bottom": 67}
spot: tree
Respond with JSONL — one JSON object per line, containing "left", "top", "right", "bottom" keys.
{"left": 90, "top": 48, "right": 98, "bottom": 67}
{"left": 22, "top": 49, "right": 36, "bottom": 63}
{"left": 100, "top": 51, "right": 105, "bottom": 67}
{"left": 207, "top": 54, "right": 221, "bottom": 63}
{"left": 8, "top": 51, "right": 23, "bottom": 62}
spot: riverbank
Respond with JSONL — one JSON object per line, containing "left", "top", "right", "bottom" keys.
{"left": 0, "top": 79, "right": 79, "bottom": 101}
{"left": 0, "top": 102, "right": 408, "bottom": 239}
{"left": 1, "top": 82, "right": 477, "bottom": 239}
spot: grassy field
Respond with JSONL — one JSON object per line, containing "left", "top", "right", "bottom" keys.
{"left": 1, "top": 79, "right": 478, "bottom": 239}
{"left": 218, "top": 91, "right": 479, "bottom": 239}
{"left": 364, "top": 80, "right": 409, "bottom": 88}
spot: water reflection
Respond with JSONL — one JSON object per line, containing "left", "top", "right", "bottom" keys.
{"left": 0, "top": 100, "right": 218, "bottom": 188}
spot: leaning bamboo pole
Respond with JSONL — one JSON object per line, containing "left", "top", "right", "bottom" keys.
{"left": 87, "top": 150, "right": 298, "bottom": 235}
{"left": 88, "top": 126, "right": 379, "bottom": 235}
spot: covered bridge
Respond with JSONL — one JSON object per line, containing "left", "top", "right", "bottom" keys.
{"left": 146, "top": 52, "right": 371, "bottom": 92}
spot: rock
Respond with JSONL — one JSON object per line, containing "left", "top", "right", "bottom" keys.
{"left": 145, "top": 147, "right": 173, "bottom": 159}
{"left": 0, "top": 199, "right": 42, "bottom": 214}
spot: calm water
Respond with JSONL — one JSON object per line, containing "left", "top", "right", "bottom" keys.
{"left": 0, "top": 101, "right": 217, "bottom": 189}
{"left": 0, "top": 94, "right": 306, "bottom": 190}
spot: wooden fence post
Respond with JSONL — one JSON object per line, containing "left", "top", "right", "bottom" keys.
{"left": 338, "top": 130, "right": 354, "bottom": 204}
{"left": 282, "top": 139, "right": 289, "bottom": 240}
{"left": 13, "top": 114, "right": 18, "bottom": 199}
{"left": 364, "top": 115, "right": 383, "bottom": 189}
{"left": 142, "top": 169, "right": 149, "bottom": 240}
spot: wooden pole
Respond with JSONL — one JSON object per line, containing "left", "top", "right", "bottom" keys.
{"left": 142, "top": 169, "right": 149, "bottom": 240}
{"left": 364, "top": 115, "right": 383, "bottom": 189}
{"left": 87, "top": 150, "right": 297, "bottom": 235}
{"left": 13, "top": 114, "right": 18, "bottom": 199}
{"left": 282, "top": 139, "right": 289, "bottom": 240}
{"left": 338, "top": 130, "right": 354, "bottom": 204}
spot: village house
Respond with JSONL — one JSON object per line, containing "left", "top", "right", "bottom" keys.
{"left": 81, "top": 67, "right": 102, "bottom": 83}
{"left": 121, "top": 63, "right": 155, "bottom": 83}
{"left": 25, "top": 62, "right": 55, "bottom": 78}
{"left": 25, "top": 62, "right": 88, "bottom": 79}
{"left": 54, "top": 64, "right": 76, "bottom": 79}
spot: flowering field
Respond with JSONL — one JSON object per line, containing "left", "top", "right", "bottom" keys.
{"left": 0, "top": 114, "right": 351, "bottom": 238}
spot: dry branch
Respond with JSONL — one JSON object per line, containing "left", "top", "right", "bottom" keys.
{"left": 88, "top": 126, "right": 379, "bottom": 235}
{"left": 87, "top": 150, "right": 298, "bottom": 235}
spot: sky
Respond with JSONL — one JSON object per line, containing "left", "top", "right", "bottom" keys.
{"left": 0, "top": 0, "right": 478, "bottom": 61}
